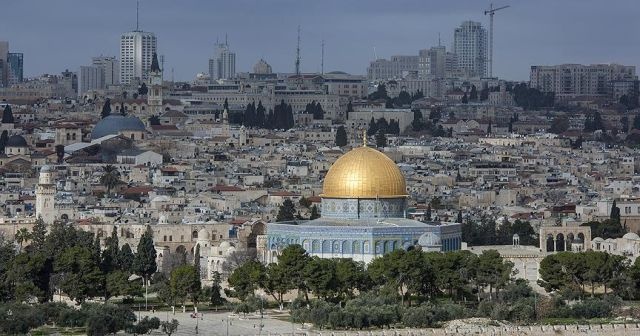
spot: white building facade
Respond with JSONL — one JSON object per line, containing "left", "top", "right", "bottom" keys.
{"left": 120, "top": 31, "right": 157, "bottom": 84}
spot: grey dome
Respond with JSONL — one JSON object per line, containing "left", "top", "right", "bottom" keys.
{"left": 91, "top": 115, "right": 146, "bottom": 140}
{"left": 6, "top": 135, "right": 27, "bottom": 147}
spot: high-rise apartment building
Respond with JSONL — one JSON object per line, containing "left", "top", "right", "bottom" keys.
{"left": 78, "top": 66, "right": 104, "bottom": 97}
{"left": 92, "top": 56, "right": 119, "bottom": 86}
{"left": 418, "top": 46, "right": 458, "bottom": 79}
{"left": 119, "top": 31, "right": 157, "bottom": 84}
{"left": 0, "top": 41, "right": 8, "bottom": 87}
{"left": 453, "top": 21, "right": 488, "bottom": 78}
{"left": 0, "top": 42, "right": 22, "bottom": 87}
{"left": 530, "top": 64, "right": 637, "bottom": 98}
{"left": 367, "top": 55, "right": 419, "bottom": 81}
{"left": 208, "top": 42, "right": 236, "bottom": 80}
{"left": 7, "top": 53, "right": 23, "bottom": 85}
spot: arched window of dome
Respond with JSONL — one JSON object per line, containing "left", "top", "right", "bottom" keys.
{"left": 375, "top": 241, "right": 384, "bottom": 255}
{"left": 192, "top": 230, "right": 198, "bottom": 239}
{"left": 353, "top": 241, "right": 361, "bottom": 254}
{"left": 333, "top": 241, "right": 340, "bottom": 253}
{"left": 342, "top": 241, "right": 350, "bottom": 255}
{"left": 363, "top": 241, "right": 370, "bottom": 254}
{"left": 322, "top": 240, "right": 330, "bottom": 253}
{"left": 302, "top": 240, "right": 310, "bottom": 252}
{"left": 386, "top": 241, "right": 394, "bottom": 252}
{"left": 312, "top": 240, "right": 320, "bottom": 253}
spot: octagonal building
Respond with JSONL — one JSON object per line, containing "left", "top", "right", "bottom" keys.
{"left": 260, "top": 143, "right": 462, "bottom": 264}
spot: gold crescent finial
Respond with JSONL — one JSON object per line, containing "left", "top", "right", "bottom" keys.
{"left": 362, "top": 129, "right": 367, "bottom": 147}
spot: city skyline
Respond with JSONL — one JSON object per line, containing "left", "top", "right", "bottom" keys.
{"left": 2, "top": 0, "right": 639, "bottom": 81}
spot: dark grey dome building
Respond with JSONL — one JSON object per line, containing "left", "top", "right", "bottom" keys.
{"left": 6, "top": 135, "right": 28, "bottom": 147}
{"left": 91, "top": 115, "right": 146, "bottom": 140}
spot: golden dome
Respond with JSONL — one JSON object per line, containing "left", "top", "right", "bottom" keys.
{"left": 321, "top": 146, "right": 407, "bottom": 199}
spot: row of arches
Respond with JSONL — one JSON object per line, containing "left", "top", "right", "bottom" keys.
{"left": 545, "top": 232, "right": 586, "bottom": 252}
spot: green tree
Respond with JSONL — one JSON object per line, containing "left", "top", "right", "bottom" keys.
{"left": 549, "top": 116, "right": 569, "bottom": 134}
{"left": 54, "top": 246, "right": 104, "bottom": 303}
{"left": 227, "top": 260, "right": 265, "bottom": 301}
{"left": 30, "top": 217, "right": 47, "bottom": 253}
{"left": 461, "top": 93, "right": 468, "bottom": 104}
{"left": 633, "top": 115, "right": 640, "bottom": 130}
{"left": 148, "top": 115, "right": 160, "bottom": 125}
{"left": 101, "top": 99, "right": 111, "bottom": 119}
{"left": 276, "top": 199, "right": 296, "bottom": 222}
{"left": 132, "top": 225, "right": 157, "bottom": 307}
{"left": 160, "top": 319, "right": 179, "bottom": 336}
{"left": 138, "top": 83, "right": 148, "bottom": 96}
{"left": 117, "top": 243, "right": 135, "bottom": 273}
{"left": 335, "top": 125, "right": 347, "bottom": 147}
{"left": 207, "top": 271, "right": 226, "bottom": 307}
{"left": 127, "top": 316, "right": 161, "bottom": 335}
{"left": 14, "top": 228, "right": 31, "bottom": 252}
{"left": 469, "top": 85, "right": 478, "bottom": 101}
{"left": 170, "top": 265, "right": 201, "bottom": 306}
{"left": 375, "top": 130, "right": 387, "bottom": 148}
{"left": 262, "top": 262, "right": 291, "bottom": 310}
{"left": 5, "top": 252, "right": 51, "bottom": 303}
{"left": 304, "top": 257, "right": 337, "bottom": 300}
{"left": 2, "top": 104, "right": 15, "bottom": 123}
{"left": 100, "top": 165, "right": 121, "bottom": 196}
{"left": 310, "top": 205, "right": 320, "bottom": 220}
{"left": 106, "top": 270, "right": 142, "bottom": 301}
{"left": 102, "top": 226, "right": 119, "bottom": 273}
{"left": 475, "top": 250, "right": 514, "bottom": 301}
{"left": 621, "top": 115, "right": 630, "bottom": 132}
{"left": 277, "top": 245, "right": 310, "bottom": 301}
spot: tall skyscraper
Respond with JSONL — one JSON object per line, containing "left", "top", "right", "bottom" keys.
{"left": 0, "top": 41, "right": 10, "bottom": 87}
{"left": 7, "top": 53, "right": 23, "bottom": 85}
{"left": 92, "top": 56, "right": 119, "bottom": 86}
{"left": 208, "top": 42, "right": 236, "bottom": 80}
{"left": 120, "top": 31, "right": 157, "bottom": 84}
{"left": 453, "top": 21, "right": 488, "bottom": 78}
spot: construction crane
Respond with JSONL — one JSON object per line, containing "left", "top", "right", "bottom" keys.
{"left": 484, "top": 3, "right": 510, "bottom": 78}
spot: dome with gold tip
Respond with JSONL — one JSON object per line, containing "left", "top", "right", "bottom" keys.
{"left": 321, "top": 146, "right": 407, "bottom": 199}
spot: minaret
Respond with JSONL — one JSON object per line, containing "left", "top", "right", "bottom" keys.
{"left": 35, "top": 166, "right": 56, "bottom": 224}
{"left": 239, "top": 125, "right": 247, "bottom": 146}
{"left": 147, "top": 52, "right": 163, "bottom": 118}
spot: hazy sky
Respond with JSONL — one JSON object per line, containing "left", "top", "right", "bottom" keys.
{"left": 2, "top": 0, "right": 638, "bottom": 81}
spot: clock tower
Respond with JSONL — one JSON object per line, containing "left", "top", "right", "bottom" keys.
{"left": 147, "top": 52, "right": 163, "bottom": 117}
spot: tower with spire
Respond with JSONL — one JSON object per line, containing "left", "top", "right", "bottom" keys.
{"left": 147, "top": 52, "right": 163, "bottom": 117}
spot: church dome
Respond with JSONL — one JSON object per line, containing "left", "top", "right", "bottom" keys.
{"left": 91, "top": 115, "right": 146, "bottom": 140}
{"left": 321, "top": 146, "right": 407, "bottom": 199}
{"left": 6, "top": 135, "right": 28, "bottom": 147}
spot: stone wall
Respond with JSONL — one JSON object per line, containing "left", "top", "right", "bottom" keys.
{"left": 299, "top": 323, "right": 640, "bottom": 335}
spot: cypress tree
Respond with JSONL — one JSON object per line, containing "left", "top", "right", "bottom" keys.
{"left": 2, "top": 104, "right": 14, "bottom": 123}
{"left": 310, "top": 205, "right": 320, "bottom": 220}
{"left": 133, "top": 226, "right": 158, "bottom": 294}
{"left": 335, "top": 126, "right": 347, "bottom": 147}
{"left": 101, "top": 99, "right": 111, "bottom": 119}
{"left": 194, "top": 244, "right": 201, "bottom": 278}
{"left": 31, "top": 216, "right": 47, "bottom": 252}
{"left": 375, "top": 130, "right": 387, "bottom": 148}
{"left": 256, "top": 101, "right": 266, "bottom": 128}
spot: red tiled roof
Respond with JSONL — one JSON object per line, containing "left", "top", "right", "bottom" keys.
{"left": 211, "top": 185, "right": 245, "bottom": 192}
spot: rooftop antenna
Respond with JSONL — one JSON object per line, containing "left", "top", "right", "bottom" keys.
{"left": 321, "top": 39, "right": 325, "bottom": 75}
{"left": 373, "top": 46, "right": 377, "bottom": 60}
{"left": 438, "top": 32, "right": 441, "bottom": 47}
{"left": 295, "top": 25, "right": 301, "bottom": 76}
{"left": 225, "top": 33, "right": 228, "bottom": 46}
{"left": 159, "top": 54, "right": 165, "bottom": 72}
{"left": 136, "top": 0, "right": 139, "bottom": 31}
{"left": 171, "top": 68, "right": 174, "bottom": 83}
